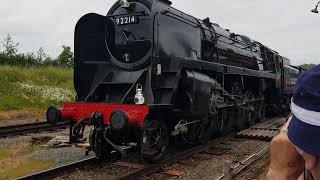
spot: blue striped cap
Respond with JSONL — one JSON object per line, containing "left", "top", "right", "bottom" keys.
{"left": 288, "top": 65, "right": 320, "bottom": 156}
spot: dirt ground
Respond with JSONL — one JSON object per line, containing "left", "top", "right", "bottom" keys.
{"left": 0, "top": 130, "right": 272, "bottom": 180}
{"left": 0, "top": 111, "right": 273, "bottom": 180}
{"left": 0, "top": 110, "right": 45, "bottom": 127}
{"left": 0, "top": 128, "right": 90, "bottom": 179}
{"left": 165, "top": 139, "right": 270, "bottom": 180}
{"left": 236, "top": 154, "right": 270, "bottom": 180}
{"left": 57, "top": 139, "right": 271, "bottom": 180}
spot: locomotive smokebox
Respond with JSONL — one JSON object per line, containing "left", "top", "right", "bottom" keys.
{"left": 46, "top": 106, "right": 62, "bottom": 124}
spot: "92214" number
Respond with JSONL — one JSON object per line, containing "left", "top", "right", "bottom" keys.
{"left": 116, "top": 16, "right": 138, "bottom": 25}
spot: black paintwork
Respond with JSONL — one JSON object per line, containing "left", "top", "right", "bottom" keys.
{"left": 74, "top": 0, "right": 297, "bottom": 115}
{"left": 71, "top": 0, "right": 301, "bottom": 163}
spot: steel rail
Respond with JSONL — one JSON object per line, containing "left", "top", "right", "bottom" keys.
{"left": 15, "top": 116, "right": 285, "bottom": 180}
{"left": 118, "top": 134, "right": 234, "bottom": 180}
{"left": 216, "top": 145, "right": 270, "bottom": 180}
{"left": 0, "top": 121, "right": 69, "bottom": 138}
{"left": 14, "top": 135, "right": 233, "bottom": 180}
{"left": 15, "top": 157, "right": 99, "bottom": 180}
{"left": 119, "top": 116, "right": 286, "bottom": 180}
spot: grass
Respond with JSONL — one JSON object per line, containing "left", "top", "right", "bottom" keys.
{"left": 0, "top": 159, "right": 54, "bottom": 179}
{"left": 0, "top": 144, "right": 55, "bottom": 179}
{"left": 0, "top": 66, "right": 71, "bottom": 178}
{"left": 0, "top": 66, "right": 72, "bottom": 178}
{"left": 0, "top": 65, "right": 75, "bottom": 111}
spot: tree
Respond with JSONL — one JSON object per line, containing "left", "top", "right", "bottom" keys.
{"left": 36, "top": 47, "right": 47, "bottom": 63}
{"left": 299, "top": 64, "right": 317, "bottom": 71}
{"left": 43, "top": 56, "right": 58, "bottom": 66}
{"left": 25, "top": 52, "right": 37, "bottom": 66}
{"left": 57, "top": 46, "right": 74, "bottom": 67}
{"left": 1, "top": 34, "right": 19, "bottom": 56}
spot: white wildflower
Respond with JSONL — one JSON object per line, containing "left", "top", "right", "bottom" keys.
{"left": 14, "top": 82, "right": 74, "bottom": 103}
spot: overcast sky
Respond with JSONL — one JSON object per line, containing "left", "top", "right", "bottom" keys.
{"left": 0, "top": 0, "right": 319, "bottom": 65}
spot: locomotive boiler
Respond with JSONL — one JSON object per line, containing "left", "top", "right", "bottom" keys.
{"left": 46, "top": 0, "right": 300, "bottom": 162}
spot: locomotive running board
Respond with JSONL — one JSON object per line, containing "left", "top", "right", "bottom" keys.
{"left": 177, "top": 57, "right": 277, "bottom": 79}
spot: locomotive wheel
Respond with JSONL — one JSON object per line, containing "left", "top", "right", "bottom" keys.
{"left": 236, "top": 108, "right": 248, "bottom": 131}
{"left": 247, "top": 110, "right": 255, "bottom": 126}
{"left": 259, "top": 105, "right": 266, "bottom": 121}
{"left": 244, "top": 91, "right": 258, "bottom": 125}
{"left": 142, "top": 119, "right": 169, "bottom": 163}
{"left": 256, "top": 101, "right": 265, "bottom": 122}
{"left": 181, "top": 122, "right": 199, "bottom": 145}
{"left": 182, "top": 116, "right": 214, "bottom": 145}
{"left": 198, "top": 116, "right": 214, "bottom": 144}
{"left": 217, "top": 108, "right": 231, "bottom": 135}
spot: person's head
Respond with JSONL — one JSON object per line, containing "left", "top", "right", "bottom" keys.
{"left": 288, "top": 65, "right": 320, "bottom": 179}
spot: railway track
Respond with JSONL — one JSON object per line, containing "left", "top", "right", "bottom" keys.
{"left": 119, "top": 116, "right": 287, "bottom": 180}
{"left": 119, "top": 135, "right": 234, "bottom": 180}
{"left": 15, "top": 135, "right": 233, "bottom": 180}
{"left": 0, "top": 121, "right": 69, "bottom": 138}
{"left": 14, "top": 116, "right": 287, "bottom": 180}
{"left": 16, "top": 157, "right": 99, "bottom": 180}
{"left": 216, "top": 145, "right": 270, "bottom": 180}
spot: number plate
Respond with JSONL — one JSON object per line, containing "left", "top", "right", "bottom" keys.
{"left": 116, "top": 16, "right": 138, "bottom": 25}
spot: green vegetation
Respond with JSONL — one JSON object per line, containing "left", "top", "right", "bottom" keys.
{"left": 299, "top": 63, "right": 317, "bottom": 71}
{"left": 56, "top": 46, "right": 74, "bottom": 67}
{"left": 0, "top": 66, "right": 75, "bottom": 111}
{"left": 0, "top": 34, "right": 77, "bottom": 178}
{"left": 0, "top": 158, "right": 54, "bottom": 179}
{"left": 0, "top": 144, "right": 55, "bottom": 179}
{"left": 0, "top": 34, "right": 74, "bottom": 67}
{"left": 0, "top": 34, "right": 75, "bottom": 112}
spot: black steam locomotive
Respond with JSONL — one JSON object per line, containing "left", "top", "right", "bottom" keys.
{"left": 47, "top": 0, "right": 299, "bottom": 162}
